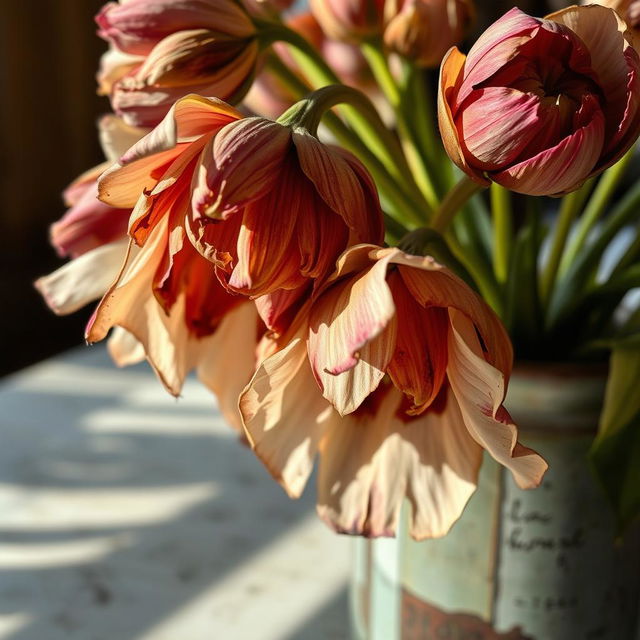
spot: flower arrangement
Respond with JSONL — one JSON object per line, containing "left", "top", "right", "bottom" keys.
{"left": 37, "top": 0, "right": 640, "bottom": 540}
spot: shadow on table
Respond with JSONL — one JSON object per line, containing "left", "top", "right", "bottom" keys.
{"left": 0, "top": 349, "right": 347, "bottom": 640}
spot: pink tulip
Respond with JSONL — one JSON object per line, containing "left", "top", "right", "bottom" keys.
{"left": 438, "top": 6, "right": 640, "bottom": 195}
{"left": 96, "top": 0, "right": 259, "bottom": 127}
{"left": 241, "top": 245, "right": 547, "bottom": 539}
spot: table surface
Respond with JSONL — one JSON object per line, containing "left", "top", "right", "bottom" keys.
{"left": 0, "top": 345, "right": 351, "bottom": 640}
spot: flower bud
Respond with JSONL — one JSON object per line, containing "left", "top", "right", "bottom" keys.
{"left": 310, "top": 0, "right": 385, "bottom": 43}
{"left": 438, "top": 6, "right": 640, "bottom": 196}
{"left": 96, "top": 0, "right": 258, "bottom": 127}
{"left": 384, "top": 0, "right": 474, "bottom": 68}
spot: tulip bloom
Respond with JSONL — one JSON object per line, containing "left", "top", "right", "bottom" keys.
{"left": 384, "top": 0, "right": 474, "bottom": 68}
{"left": 100, "top": 94, "right": 384, "bottom": 332}
{"left": 310, "top": 0, "right": 385, "bottom": 43}
{"left": 438, "top": 6, "right": 640, "bottom": 196}
{"left": 241, "top": 245, "right": 547, "bottom": 539}
{"left": 96, "top": 0, "right": 259, "bottom": 127}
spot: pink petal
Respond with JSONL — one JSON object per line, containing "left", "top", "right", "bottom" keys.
{"left": 446, "top": 309, "right": 548, "bottom": 489}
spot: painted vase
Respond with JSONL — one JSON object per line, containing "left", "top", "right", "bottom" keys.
{"left": 351, "top": 364, "right": 640, "bottom": 640}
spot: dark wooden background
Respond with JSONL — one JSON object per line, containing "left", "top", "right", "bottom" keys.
{"left": 0, "top": 0, "right": 558, "bottom": 376}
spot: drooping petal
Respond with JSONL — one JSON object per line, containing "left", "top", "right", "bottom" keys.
{"left": 99, "top": 95, "right": 242, "bottom": 208}
{"left": 107, "top": 327, "right": 146, "bottom": 367}
{"left": 316, "top": 386, "right": 483, "bottom": 539}
{"left": 35, "top": 240, "right": 129, "bottom": 315}
{"left": 198, "top": 302, "right": 261, "bottom": 431}
{"left": 446, "top": 309, "right": 548, "bottom": 489}
{"left": 191, "top": 118, "right": 291, "bottom": 220}
{"left": 240, "top": 336, "right": 333, "bottom": 498}
{"left": 386, "top": 271, "right": 449, "bottom": 414}
{"left": 98, "top": 114, "right": 149, "bottom": 162}
{"left": 292, "top": 130, "right": 383, "bottom": 239}
{"left": 308, "top": 252, "right": 398, "bottom": 414}
{"left": 387, "top": 249, "right": 513, "bottom": 376}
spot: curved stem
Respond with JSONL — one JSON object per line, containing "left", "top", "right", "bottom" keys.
{"left": 266, "top": 56, "right": 425, "bottom": 227}
{"left": 259, "top": 21, "right": 431, "bottom": 219}
{"left": 360, "top": 40, "right": 439, "bottom": 211}
{"left": 431, "top": 176, "right": 485, "bottom": 233}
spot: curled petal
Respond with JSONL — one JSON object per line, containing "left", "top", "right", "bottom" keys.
{"left": 446, "top": 310, "right": 548, "bottom": 489}
{"left": 99, "top": 94, "right": 242, "bottom": 208}
{"left": 108, "top": 327, "right": 146, "bottom": 367}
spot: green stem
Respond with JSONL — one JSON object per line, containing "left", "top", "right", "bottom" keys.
{"left": 491, "top": 183, "right": 512, "bottom": 284}
{"left": 360, "top": 40, "right": 439, "bottom": 211}
{"left": 431, "top": 176, "right": 485, "bottom": 233}
{"left": 540, "top": 185, "right": 592, "bottom": 305}
{"left": 265, "top": 55, "right": 424, "bottom": 227}
{"left": 559, "top": 149, "right": 634, "bottom": 276}
{"left": 258, "top": 22, "right": 431, "bottom": 219}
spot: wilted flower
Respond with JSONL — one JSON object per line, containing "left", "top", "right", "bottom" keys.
{"left": 384, "top": 0, "right": 474, "bottom": 68}
{"left": 100, "top": 94, "right": 384, "bottom": 333}
{"left": 310, "top": 0, "right": 385, "bottom": 43}
{"left": 96, "top": 0, "right": 259, "bottom": 127}
{"left": 241, "top": 245, "right": 547, "bottom": 539}
{"left": 438, "top": 6, "right": 640, "bottom": 195}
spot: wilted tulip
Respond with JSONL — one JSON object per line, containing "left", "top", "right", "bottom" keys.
{"left": 241, "top": 245, "right": 547, "bottom": 539}
{"left": 310, "top": 0, "right": 385, "bottom": 43}
{"left": 100, "top": 94, "right": 384, "bottom": 333}
{"left": 438, "top": 6, "right": 640, "bottom": 196}
{"left": 96, "top": 0, "right": 259, "bottom": 127}
{"left": 384, "top": 0, "right": 474, "bottom": 68}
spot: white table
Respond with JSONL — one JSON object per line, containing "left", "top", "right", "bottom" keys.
{"left": 0, "top": 346, "right": 351, "bottom": 640}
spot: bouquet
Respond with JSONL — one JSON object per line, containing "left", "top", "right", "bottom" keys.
{"left": 37, "top": 0, "right": 640, "bottom": 539}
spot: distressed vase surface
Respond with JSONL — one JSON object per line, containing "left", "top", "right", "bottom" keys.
{"left": 351, "top": 364, "right": 640, "bottom": 640}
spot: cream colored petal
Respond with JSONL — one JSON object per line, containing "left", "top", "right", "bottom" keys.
{"left": 446, "top": 309, "right": 547, "bottom": 489}
{"left": 98, "top": 114, "right": 149, "bottom": 162}
{"left": 309, "top": 253, "right": 398, "bottom": 415}
{"left": 107, "top": 327, "right": 146, "bottom": 367}
{"left": 316, "top": 387, "right": 483, "bottom": 539}
{"left": 34, "top": 240, "right": 128, "bottom": 315}
{"left": 197, "top": 302, "right": 260, "bottom": 432}
{"left": 240, "top": 336, "right": 332, "bottom": 498}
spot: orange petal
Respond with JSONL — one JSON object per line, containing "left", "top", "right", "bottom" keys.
{"left": 99, "top": 94, "right": 242, "bottom": 208}
{"left": 107, "top": 327, "right": 146, "bottom": 367}
{"left": 316, "top": 387, "right": 483, "bottom": 539}
{"left": 437, "top": 47, "right": 489, "bottom": 186}
{"left": 240, "top": 336, "right": 332, "bottom": 498}
{"left": 446, "top": 309, "right": 547, "bottom": 489}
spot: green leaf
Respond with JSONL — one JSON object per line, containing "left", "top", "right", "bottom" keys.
{"left": 589, "top": 342, "right": 640, "bottom": 531}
